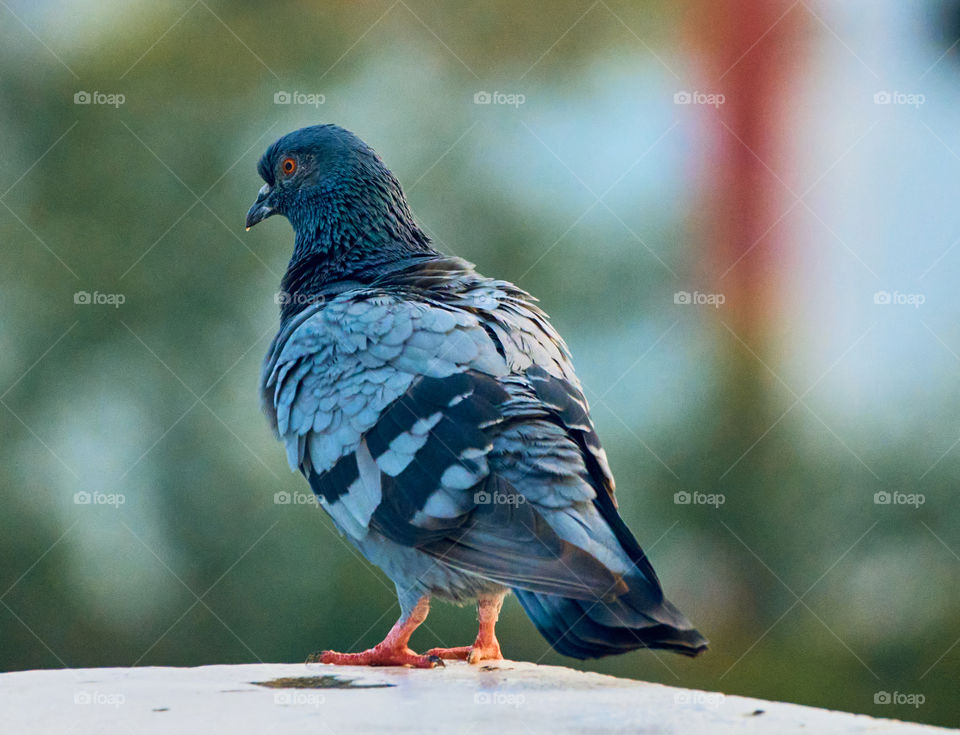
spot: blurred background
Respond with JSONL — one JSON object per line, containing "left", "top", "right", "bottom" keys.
{"left": 1, "top": 0, "right": 958, "bottom": 727}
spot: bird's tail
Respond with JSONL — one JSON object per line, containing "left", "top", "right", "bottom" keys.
{"left": 514, "top": 477, "right": 708, "bottom": 659}
{"left": 514, "top": 585, "right": 708, "bottom": 659}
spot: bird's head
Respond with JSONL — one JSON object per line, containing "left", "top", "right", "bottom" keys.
{"left": 246, "top": 124, "right": 431, "bottom": 265}
{"left": 244, "top": 124, "right": 367, "bottom": 231}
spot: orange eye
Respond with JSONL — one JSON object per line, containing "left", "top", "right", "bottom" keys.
{"left": 281, "top": 157, "right": 297, "bottom": 175}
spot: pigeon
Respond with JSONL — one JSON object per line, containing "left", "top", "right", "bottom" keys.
{"left": 246, "top": 124, "right": 707, "bottom": 667}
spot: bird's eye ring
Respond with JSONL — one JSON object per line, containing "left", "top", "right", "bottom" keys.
{"left": 281, "top": 157, "right": 297, "bottom": 175}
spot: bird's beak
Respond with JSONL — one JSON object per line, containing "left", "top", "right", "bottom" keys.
{"left": 245, "top": 183, "right": 276, "bottom": 230}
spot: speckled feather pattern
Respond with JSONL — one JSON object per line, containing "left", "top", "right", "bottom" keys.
{"left": 263, "top": 257, "right": 653, "bottom": 605}
{"left": 254, "top": 124, "right": 706, "bottom": 658}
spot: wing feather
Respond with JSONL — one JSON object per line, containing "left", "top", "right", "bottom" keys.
{"left": 262, "top": 261, "right": 639, "bottom": 599}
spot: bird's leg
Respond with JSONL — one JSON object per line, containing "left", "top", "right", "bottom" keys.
{"left": 427, "top": 593, "right": 505, "bottom": 664}
{"left": 308, "top": 596, "right": 442, "bottom": 668}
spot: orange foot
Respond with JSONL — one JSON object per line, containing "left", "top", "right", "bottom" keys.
{"left": 307, "top": 646, "right": 443, "bottom": 669}
{"left": 427, "top": 639, "right": 503, "bottom": 664}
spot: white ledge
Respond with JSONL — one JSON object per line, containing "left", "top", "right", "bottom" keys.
{"left": 0, "top": 662, "right": 951, "bottom": 734}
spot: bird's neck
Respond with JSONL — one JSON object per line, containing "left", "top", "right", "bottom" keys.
{"left": 279, "top": 187, "right": 436, "bottom": 322}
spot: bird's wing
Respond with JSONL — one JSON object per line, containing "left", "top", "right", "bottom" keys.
{"left": 262, "top": 280, "right": 650, "bottom": 601}
{"left": 448, "top": 278, "right": 619, "bottom": 507}
{"left": 262, "top": 290, "right": 504, "bottom": 534}
{"left": 425, "top": 280, "right": 663, "bottom": 600}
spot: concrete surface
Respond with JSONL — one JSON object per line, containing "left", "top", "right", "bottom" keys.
{"left": 0, "top": 661, "right": 952, "bottom": 734}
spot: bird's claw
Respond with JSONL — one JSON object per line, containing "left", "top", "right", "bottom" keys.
{"left": 305, "top": 650, "right": 324, "bottom": 664}
{"left": 426, "top": 642, "right": 503, "bottom": 664}
{"left": 305, "top": 647, "right": 444, "bottom": 668}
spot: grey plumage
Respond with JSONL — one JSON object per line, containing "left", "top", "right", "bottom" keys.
{"left": 250, "top": 124, "right": 706, "bottom": 660}
{"left": 261, "top": 256, "right": 706, "bottom": 658}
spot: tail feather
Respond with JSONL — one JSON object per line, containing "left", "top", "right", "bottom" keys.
{"left": 521, "top": 447, "right": 708, "bottom": 658}
{"left": 515, "top": 585, "right": 708, "bottom": 659}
